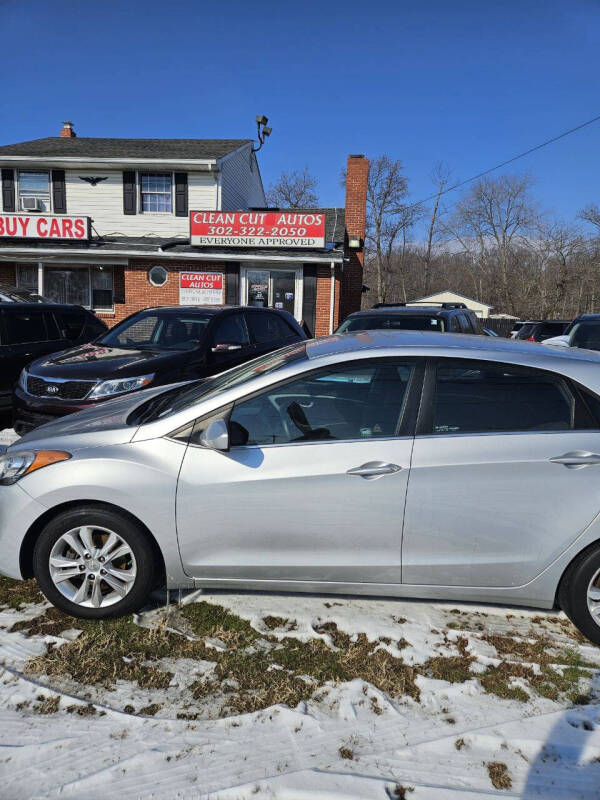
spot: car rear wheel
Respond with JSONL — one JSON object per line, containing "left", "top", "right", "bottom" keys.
{"left": 558, "top": 545, "right": 600, "bottom": 645}
{"left": 33, "top": 506, "right": 156, "bottom": 619}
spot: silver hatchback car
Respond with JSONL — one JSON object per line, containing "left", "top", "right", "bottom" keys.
{"left": 2, "top": 331, "right": 600, "bottom": 644}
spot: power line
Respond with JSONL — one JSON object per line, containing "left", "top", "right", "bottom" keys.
{"left": 409, "top": 112, "right": 600, "bottom": 211}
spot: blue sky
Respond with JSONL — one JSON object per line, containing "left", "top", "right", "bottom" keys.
{"left": 1, "top": 0, "right": 599, "bottom": 228}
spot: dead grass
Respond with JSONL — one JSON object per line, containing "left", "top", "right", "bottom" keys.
{"left": 262, "top": 616, "right": 298, "bottom": 632}
{"left": 33, "top": 694, "right": 60, "bottom": 714}
{"left": 487, "top": 761, "right": 512, "bottom": 790}
{"left": 0, "top": 576, "right": 45, "bottom": 609}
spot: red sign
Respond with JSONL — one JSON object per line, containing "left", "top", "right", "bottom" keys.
{"left": 190, "top": 211, "right": 326, "bottom": 248}
{"left": 179, "top": 271, "right": 224, "bottom": 305}
{"left": 0, "top": 214, "right": 90, "bottom": 241}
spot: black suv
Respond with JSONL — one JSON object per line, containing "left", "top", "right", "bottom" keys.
{"left": 13, "top": 304, "right": 307, "bottom": 433}
{"left": 515, "top": 320, "right": 570, "bottom": 342}
{"left": 0, "top": 303, "right": 107, "bottom": 421}
{"left": 336, "top": 302, "right": 481, "bottom": 335}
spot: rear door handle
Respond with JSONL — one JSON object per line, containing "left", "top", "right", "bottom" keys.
{"left": 346, "top": 461, "right": 402, "bottom": 480}
{"left": 550, "top": 451, "right": 600, "bottom": 469}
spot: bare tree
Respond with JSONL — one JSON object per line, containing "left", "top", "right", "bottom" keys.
{"left": 266, "top": 167, "right": 319, "bottom": 208}
{"left": 422, "top": 163, "right": 452, "bottom": 295}
{"left": 537, "top": 221, "right": 586, "bottom": 318}
{"left": 580, "top": 204, "right": 600, "bottom": 234}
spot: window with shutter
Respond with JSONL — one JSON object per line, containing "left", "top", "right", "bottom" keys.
{"left": 52, "top": 169, "right": 67, "bottom": 213}
{"left": 123, "top": 171, "right": 137, "bottom": 215}
{"left": 1, "top": 169, "right": 15, "bottom": 212}
{"left": 175, "top": 172, "right": 188, "bottom": 217}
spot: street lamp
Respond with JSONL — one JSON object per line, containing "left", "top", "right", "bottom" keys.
{"left": 253, "top": 115, "right": 273, "bottom": 152}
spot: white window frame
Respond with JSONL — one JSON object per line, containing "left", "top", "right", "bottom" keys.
{"left": 17, "top": 170, "right": 52, "bottom": 213}
{"left": 240, "top": 265, "right": 303, "bottom": 321}
{"left": 138, "top": 171, "right": 173, "bottom": 214}
{"left": 17, "top": 263, "right": 115, "bottom": 312}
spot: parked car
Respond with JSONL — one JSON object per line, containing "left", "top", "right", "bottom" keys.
{"left": 509, "top": 322, "right": 525, "bottom": 339}
{"left": 336, "top": 302, "right": 481, "bottom": 334}
{"left": 3, "top": 331, "right": 600, "bottom": 645}
{"left": 13, "top": 305, "right": 306, "bottom": 434}
{"left": 514, "top": 320, "right": 570, "bottom": 342}
{"left": 543, "top": 315, "right": 600, "bottom": 351}
{"left": 0, "top": 303, "right": 107, "bottom": 420}
{"left": 0, "top": 286, "right": 45, "bottom": 303}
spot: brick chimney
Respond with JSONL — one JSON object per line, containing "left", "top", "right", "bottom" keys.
{"left": 60, "top": 121, "right": 76, "bottom": 138}
{"left": 341, "top": 153, "right": 369, "bottom": 320}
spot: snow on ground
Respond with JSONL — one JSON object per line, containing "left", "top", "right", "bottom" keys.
{"left": 0, "top": 588, "right": 599, "bottom": 799}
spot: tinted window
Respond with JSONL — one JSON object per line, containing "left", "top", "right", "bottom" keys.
{"left": 516, "top": 323, "right": 537, "bottom": 340}
{"left": 247, "top": 311, "right": 287, "bottom": 343}
{"left": 56, "top": 308, "right": 86, "bottom": 340}
{"left": 213, "top": 313, "right": 249, "bottom": 346}
{"left": 539, "top": 322, "right": 567, "bottom": 339}
{"left": 448, "top": 316, "right": 460, "bottom": 333}
{"left": 569, "top": 321, "right": 600, "bottom": 351}
{"left": 229, "top": 360, "right": 415, "bottom": 446}
{"left": 337, "top": 315, "right": 446, "bottom": 332}
{"left": 4, "top": 310, "right": 47, "bottom": 344}
{"left": 431, "top": 359, "right": 574, "bottom": 434}
{"left": 100, "top": 312, "right": 212, "bottom": 350}
{"left": 457, "top": 313, "right": 472, "bottom": 333}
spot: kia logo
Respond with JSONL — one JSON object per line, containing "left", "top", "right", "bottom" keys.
{"left": 46, "top": 385, "right": 60, "bottom": 395}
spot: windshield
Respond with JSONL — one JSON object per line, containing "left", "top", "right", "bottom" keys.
{"left": 337, "top": 314, "right": 445, "bottom": 332}
{"left": 569, "top": 321, "right": 600, "bottom": 351}
{"left": 99, "top": 310, "right": 214, "bottom": 351}
{"left": 130, "top": 341, "right": 308, "bottom": 424}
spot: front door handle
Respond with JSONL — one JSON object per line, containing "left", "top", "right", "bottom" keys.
{"left": 346, "top": 461, "right": 402, "bottom": 480}
{"left": 550, "top": 451, "right": 600, "bottom": 469}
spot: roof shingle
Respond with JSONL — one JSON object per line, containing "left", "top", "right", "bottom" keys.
{"left": 0, "top": 137, "right": 251, "bottom": 160}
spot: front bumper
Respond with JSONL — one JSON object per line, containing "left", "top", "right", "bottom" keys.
{"left": 0, "top": 482, "right": 47, "bottom": 580}
{"left": 12, "top": 385, "right": 104, "bottom": 434}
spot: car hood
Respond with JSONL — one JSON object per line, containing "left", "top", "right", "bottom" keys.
{"left": 28, "top": 342, "right": 183, "bottom": 380}
{"left": 542, "top": 335, "right": 570, "bottom": 347}
{"left": 10, "top": 382, "right": 188, "bottom": 453}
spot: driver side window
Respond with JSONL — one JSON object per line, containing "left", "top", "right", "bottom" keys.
{"left": 212, "top": 313, "right": 249, "bottom": 346}
{"left": 229, "top": 360, "right": 415, "bottom": 446}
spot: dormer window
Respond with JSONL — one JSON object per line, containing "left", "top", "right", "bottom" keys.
{"left": 140, "top": 173, "right": 172, "bottom": 213}
{"left": 18, "top": 171, "right": 51, "bottom": 212}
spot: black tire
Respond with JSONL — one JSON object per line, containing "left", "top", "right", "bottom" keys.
{"left": 558, "top": 544, "right": 600, "bottom": 645}
{"left": 33, "top": 506, "right": 156, "bottom": 620}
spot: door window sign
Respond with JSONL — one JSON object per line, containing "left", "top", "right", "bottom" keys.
{"left": 179, "top": 272, "right": 223, "bottom": 305}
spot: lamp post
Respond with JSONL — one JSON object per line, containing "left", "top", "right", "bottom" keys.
{"left": 252, "top": 115, "right": 273, "bottom": 152}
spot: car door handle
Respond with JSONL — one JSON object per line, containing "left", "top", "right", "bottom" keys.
{"left": 549, "top": 451, "right": 600, "bottom": 469}
{"left": 346, "top": 461, "right": 402, "bottom": 480}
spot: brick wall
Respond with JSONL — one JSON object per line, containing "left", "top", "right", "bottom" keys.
{"left": 97, "top": 260, "right": 225, "bottom": 326}
{"left": 314, "top": 265, "right": 342, "bottom": 337}
{"left": 0, "top": 263, "right": 17, "bottom": 285}
{"left": 341, "top": 154, "right": 369, "bottom": 323}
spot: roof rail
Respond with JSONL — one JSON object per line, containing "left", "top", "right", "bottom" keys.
{"left": 371, "top": 302, "right": 407, "bottom": 308}
{"left": 406, "top": 301, "right": 468, "bottom": 310}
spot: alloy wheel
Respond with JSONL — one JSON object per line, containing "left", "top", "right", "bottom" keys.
{"left": 586, "top": 567, "right": 600, "bottom": 626}
{"left": 48, "top": 525, "right": 137, "bottom": 608}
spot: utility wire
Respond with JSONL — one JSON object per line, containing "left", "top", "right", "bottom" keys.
{"left": 408, "top": 112, "right": 600, "bottom": 211}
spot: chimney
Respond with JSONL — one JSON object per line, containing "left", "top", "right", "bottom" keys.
{"left": 341, "top": 153, "right": 369, "bottom": 320}
{"left": 60, "top": 121, "right": 76, "bottom": 138}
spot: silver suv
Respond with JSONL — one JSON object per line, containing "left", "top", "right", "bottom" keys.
{"left": 2, "top": 332, "right": 600, "bottom": 644}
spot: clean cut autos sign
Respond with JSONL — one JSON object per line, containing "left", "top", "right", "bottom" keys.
{"left": 0, "top": 214, "right": 90, "bottom": 241}
{"left": 190, "top": 211, "right": 326, "bottom": 248}
{"left": 179, "top": 272, "right": 224, "bottom": 305}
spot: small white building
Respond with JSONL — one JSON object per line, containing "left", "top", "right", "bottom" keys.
{"left": 408, "top": 290, "right": 494, "bottom": 319}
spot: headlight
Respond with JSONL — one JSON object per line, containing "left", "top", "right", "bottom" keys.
{"left": 0, "top": 450, "right": 71, "bottom": 485}
{"left": 18, "top": 368, "right": 28, "bottom": 392}
{"left": 88, "top": 373, "right": 154, "bottom": 400}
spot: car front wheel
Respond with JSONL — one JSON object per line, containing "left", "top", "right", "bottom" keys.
{"left": 33, "top": 506, "right": 156, "bottom": 619}
{"left": 558, "top": 545, "right": 600, "bottom": 645}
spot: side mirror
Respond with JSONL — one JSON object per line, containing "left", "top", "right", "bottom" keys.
{"left": 199, "top": 418, "right": 230, "bottom": 451}
{"left": 211, "top": 343, "right": 242, "bottom": 353}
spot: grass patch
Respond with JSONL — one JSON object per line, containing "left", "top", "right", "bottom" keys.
{"left": 0, "top": 576, "right": 44, "bottom": 609}
{"left": 139, "top": 703, "right": 162, "bottom": 716}
{"left": 262, "top": 616, "right": 298, "bottom": 632}
{"left": 33, "top": 694, "right": 60, "bottom": 714}
{"left": 487, "top": 761, "right": 512, "bottom": 790}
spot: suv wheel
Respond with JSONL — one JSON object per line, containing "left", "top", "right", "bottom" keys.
{"left": 33, "top": 506, "right": 156, "bottom": 619}
{"left": 558, "top": 545, "right": 600, "bottom": 645}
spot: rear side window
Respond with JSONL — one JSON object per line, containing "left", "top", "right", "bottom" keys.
{"left": 430, "top": 359, "right": 576, "bottom": 434}
{"left": 3, "top": 310, "right": 48, "bottom": 345}
{"left": 457, "top": 313, "right": 473, "bottom": 333}
{"left": 540, "top": 322, "right": 566, "bottom": 339}
{"left": 56, "top": 308, "right": 86, "bottom": 340}
{"left": 338, "top": 315, "right": 446, "bottom": 332}
{"left": 213, "top": 313, "right": 249, "bottom": 346}
{"left": 247, "top": 312, "right": 287, "bottom": 343}
{"left": 516, "top": 323, "right": 536, "bottom": 340}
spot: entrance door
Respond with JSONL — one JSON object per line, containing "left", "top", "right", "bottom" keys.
{"left": 176, "top": 358, "right": 421, "bottom": 585}
{"left": 243, "top": 268, "right": 300, "bottom": 318}
{"left": 402, "top": 358, "right": 600, "bottom": 588}
{"left": 272, "top": 271, "right": 295, "bottom": 315}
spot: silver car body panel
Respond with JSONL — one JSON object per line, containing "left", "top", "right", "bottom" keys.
{"left": 4, "top": 331, "right": 600, "bottom": 608}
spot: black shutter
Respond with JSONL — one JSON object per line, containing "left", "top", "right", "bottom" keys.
{"left": 1, "top": 169, "right": 15, "bottom": 212}
{"left": 51, "top": 169, "right": 67, "bottom": 213}
{"left": 225, "top": 262, "right": 240, "bottom": 305}
{"left": 123, "top": 171, "right": 136, "bottom": 215}
{"left": 301, "top": 264, "right": 317, "bottom": 337}
{"left": 174, "top": 172, "right": 188, "bottom": 217}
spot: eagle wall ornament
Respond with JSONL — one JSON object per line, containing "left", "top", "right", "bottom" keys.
{"left": 79, "top": 176, "right": 108, "bottom": 186}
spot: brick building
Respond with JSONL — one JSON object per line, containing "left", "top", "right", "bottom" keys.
{"left": 0, "top": 123, "right": 368, "bottom": 337}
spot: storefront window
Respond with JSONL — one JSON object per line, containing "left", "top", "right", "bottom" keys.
{"left": 140, "top": 173, "right": 172, "bottom": 212}
{"left": 20, "top": 265, "right": 114, "bottom": 310}
{"left": 91, "top": 266, "right": 113, "bottom": 308}
{"left": 18, "top": 171, "right": 51, "bottom": 212}
{"left": 16, "top": 264, "right": 39, "bottom": 293}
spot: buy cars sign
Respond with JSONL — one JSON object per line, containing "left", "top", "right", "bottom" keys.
{"left": 179, "top": 272, "right": 224, "bottom": 305}
{"left": 190, "top": 211, "right": 326, "bottom": 248}
{"left": 0, "top": 214, "right": 90, "bottom": 240}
